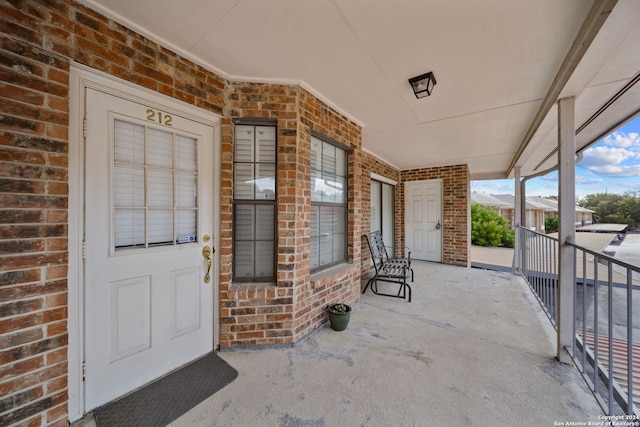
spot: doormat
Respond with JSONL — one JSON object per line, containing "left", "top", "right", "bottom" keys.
{"left": 94, "top": 352, "right": 238, "bottom": 427}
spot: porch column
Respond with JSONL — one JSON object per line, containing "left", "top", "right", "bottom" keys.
{"left": 557, "top": 97, "right": 576, "bottom": 363}
{"left": 513, "top": 167, "right": 522, "bottom": 274}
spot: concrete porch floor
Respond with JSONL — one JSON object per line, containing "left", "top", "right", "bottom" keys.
{"left": 171, "top": 261, "right": 601, "bottom": 426}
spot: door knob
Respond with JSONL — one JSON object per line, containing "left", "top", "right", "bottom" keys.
{"left": 202, "top": 246, "right": 212, "bottom": 283}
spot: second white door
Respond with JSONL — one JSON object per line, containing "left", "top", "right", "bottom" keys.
{"left": 405, "top": 180, "right": 442, "bottom": 262}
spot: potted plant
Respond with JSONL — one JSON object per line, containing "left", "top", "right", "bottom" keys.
{"left": 327, "top": 303, "right": 351, "bottom": 331}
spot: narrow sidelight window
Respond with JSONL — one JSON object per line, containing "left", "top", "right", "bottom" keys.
{"left": 370, "top": 180, "right": 395, "bottom": 245}
{"left": 310, "top": 135, "right": 348, "bottom": 271}
{"left": 233, "top": 124, "right": 276, "bottom": 280}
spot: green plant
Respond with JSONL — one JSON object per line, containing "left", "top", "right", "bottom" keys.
{"left": 545, "top": 216, "right": 558, "bottom": 233}
{"left": 328, "top": 303, "right": 350, "bottom": 314}
{"left": 471, "top": 203, "right": 515, "bottom": 248}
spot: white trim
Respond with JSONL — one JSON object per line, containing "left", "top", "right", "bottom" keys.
{"left": 361, "top": 146, "right": 401, "bottom": 170}
{"left": 67, "top": 65, "right": 85, "bottom": 424}
{"left": 68, "top": 64, "right": 222, "bottom": 421}
{"left": 77, "top": 0, "right": 227, "bottom": 79}
{"left": 298, "top": 81, "right": 365, "bottom": 127}
{"left": 77, "top": 0, "right": 365, "bottom": 129}
{"left": 370, "top": 173, "right": 397, "bottom": 186}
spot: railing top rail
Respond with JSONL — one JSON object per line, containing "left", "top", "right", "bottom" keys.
{"left": 517, "top": 224, "right": 640, "bottom": 273}
{"left": 516, "top": 225, "right": 559, "bottom": 241}
{"left": 565, "top": 238, "right": 640, "bottom": 273}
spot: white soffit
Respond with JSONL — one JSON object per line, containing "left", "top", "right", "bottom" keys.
{"left": 515, "top": 0, "right": 640, "bottom": 177}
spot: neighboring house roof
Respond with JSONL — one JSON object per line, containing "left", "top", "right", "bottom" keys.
{"left": 490, "top": 194, "right": 547, "bottom": 211}
{"left": 472, "top": 193, "right": 595, "bottom": 213}
{"left": 576, "top": 205, "right": 596, "bottom": 214}
{"left": 527, "top": 196, "right": 559, "bottom": 211}
{"left": 470, "top": 192, "right": 511, "bottom": 208}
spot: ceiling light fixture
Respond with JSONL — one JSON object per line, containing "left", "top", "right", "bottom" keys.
{"left": 408, "top": 72, "right": 436, "bottom": 99}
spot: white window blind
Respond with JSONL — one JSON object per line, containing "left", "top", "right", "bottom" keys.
{"left": 310, "top": 136, "right": 347, "bottom": 270}
{"left": 233, "top": 124, "right": 276, "bottom": 280}
{"left": 234, "top": 204, "right": 274, "bottom": 278}
{"left": 370, "top": 181, "right": 381, "bottom": 233}
{"left": 113, "top": 119, "right": 198, "bottom": 250}
{"left": 382, "top": 182, "right": 394, "bottom": 246}
{"left": 234, "top": 125, "right": 276, "bottom": 200}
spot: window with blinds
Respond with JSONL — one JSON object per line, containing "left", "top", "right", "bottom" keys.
{"left": 113, "top": 120, "right": 198, "bottom": 251}
{"left": 310, "top": 136, "right": 347, "bottom": 271}
{"left": 233, "top": 124, "right": 276, "bottom": 280}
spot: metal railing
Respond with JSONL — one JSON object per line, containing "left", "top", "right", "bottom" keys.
{"left": 518, "top": 228, "right": 558, "bottom": 328}
{"left": 517, "top": 226, "right": 640, "bottom": 415}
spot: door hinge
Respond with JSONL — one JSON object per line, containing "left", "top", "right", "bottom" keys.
{"left": 83, "top": 118, "right": 87, "bottom": 139}
{"left": 82, "top": 361, "right": 86, "bottom": 381}
{"left": 82, "top": 241, "right": 87, "bottom": 260}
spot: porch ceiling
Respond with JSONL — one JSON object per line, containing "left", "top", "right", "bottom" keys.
{"left": 81, "top": 0, "right": 640, "bottom": 180}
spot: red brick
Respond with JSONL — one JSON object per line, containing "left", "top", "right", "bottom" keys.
{"left": 0, "top": 334, "right": 66, "bottom": 367}
{"left": 0, "top": 268, "right": 41, "bottom": 286}
{"left": 0, "top": 356, "right": 45, "bottom": 382}
{"left": 0, "top": 328, "right": 44, "bottom": 350}
{"left": 0, "top": 312, "right": 42, "bottom": 335}
{"left": 46, "top": 402, "right": 67, "bottom": 424}
{"left": 44, "top": 293, "right": 66, "bottom": 309}
{"left": 45, "top": 266, "right": 66, "bottom": 280}
{"left": 45, "top": 346, "right": 66, "bottom": 365}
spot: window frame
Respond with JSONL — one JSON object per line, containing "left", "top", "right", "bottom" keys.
{"left": 370, "top": 178, "right": 395, "bottom": 246}
{"left": 310, "top": 132, "right": 350, "bottom": 273}
{"left": 232, "top": 120, "right": 278, "bottom": 282}
{"left": 112, "top": 118, "right": 200, "bottom": 252}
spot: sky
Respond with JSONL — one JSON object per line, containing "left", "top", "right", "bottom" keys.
{"left": 471, "top": 116, "right": 640, "bottom": 200}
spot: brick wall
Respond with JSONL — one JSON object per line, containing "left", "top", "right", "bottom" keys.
{"left": 219, "top": 83, "right": 300, "bottom": 348}
{"left": 293, "top": 89, "right": 362, "bottom": 342}
{"left": 401, "top": 165, "right": 470, "bottom": 266}
{"left": 1, "top": 1, "right": 227, "bottom": 425}
{"left": 219, "top": 85, "right": 363, "bottom": 348}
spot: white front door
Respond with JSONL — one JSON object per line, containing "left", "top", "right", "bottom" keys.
{"left": 405, "top": 180, "right": 442, "bottom": 262}
{"left": 84, "top": 88, "right": 215, "bottom": 410}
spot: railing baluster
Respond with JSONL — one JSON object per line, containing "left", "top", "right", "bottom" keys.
{"left": 547, "top": 236, "right": 560, "bottom": 325}
{"left": 582, "top": 250, "right": 587, "bottom": 374}
{"left": 628, "top": 268, "right": 634, "bottom": 414}
{"left": 573, "top": 244, "right": 577, "bottom": 359}
{"left": 594, "top": 255, "right": 599, "bottom": 396}
{"left": 544, "top": 235, "right": 549, "bottom": 319}
{"left": 537, "top": 234, "right": 542, "bottom": 309}
{"left": 608, "top": 261, "right": 613, "bottom": 414}
{"left": 533, "top": 235, "right": 537, "bottom": 299}
{"left": 529, "top": 235, "right": 544, "bottom": 301}
{"left": 543, "top": 235, "right": 548, "bottom": 315}
{"left": 553, "top": 237, "right": 558, "bottom": 325}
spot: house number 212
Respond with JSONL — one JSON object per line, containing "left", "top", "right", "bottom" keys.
{"left": 146, "top": 109, "right": 173, "bottom": 127}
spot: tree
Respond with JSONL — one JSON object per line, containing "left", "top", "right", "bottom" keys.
{"left": 578, "top": 192, "right": 639, "bottom": 227}
{"left": 471, "top": 203, "right": 515, "bottom": 248}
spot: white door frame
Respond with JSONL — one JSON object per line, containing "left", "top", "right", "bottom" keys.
{"left": 67, "top": 64, "right": 221, "bottom": 421}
